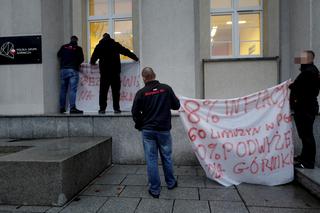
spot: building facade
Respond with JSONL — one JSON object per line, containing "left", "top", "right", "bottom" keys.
{"left": 0, "top": 0, "right": 319, "bottom": 114}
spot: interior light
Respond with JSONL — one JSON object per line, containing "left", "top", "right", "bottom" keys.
{"left": 226, "top": 20, "right": 247, "bottom": 25}
{"left": 114, "top": 32, "right": 122, "bottom": 34}
{"left": 211, "top": 26, "right": 218, "bottom": 37}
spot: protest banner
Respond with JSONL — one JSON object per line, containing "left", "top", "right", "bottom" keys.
{"left": 179, "top": 81, "right": 293, "bottom": 186}
{"left": 76, "top": 62, "right": 140, "bottom": 112}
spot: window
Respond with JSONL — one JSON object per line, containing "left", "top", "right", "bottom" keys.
{"left": 210, "top": 0, "right": 262, "bottom": 58}
{"left": 88, "top": 0, "right": 133, "bottom": 60}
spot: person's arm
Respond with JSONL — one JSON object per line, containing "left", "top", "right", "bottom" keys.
{"left": 131, "top": 91, "right": 143, "bottom": 130}
{"left": 90, "top": 45, "right": 100, "bottom": 65}
{"left": 116, "top": 42, "right": 139, "bottom": 61}
{"left": 77, "top": 47, "right": 84, "bottom": 67}
{"left": 169, "top": 87, "right": 180, "bottom": 110}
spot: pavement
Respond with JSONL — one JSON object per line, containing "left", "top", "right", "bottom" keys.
{"left": 1, "top": 164, "right": 320, "bottom": 213}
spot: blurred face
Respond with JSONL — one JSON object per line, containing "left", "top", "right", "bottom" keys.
{"left": 294, "top": 52, "right": 313, "bottom": 64}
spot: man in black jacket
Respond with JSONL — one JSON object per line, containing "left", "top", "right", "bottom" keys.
{"left": 132, "top": 67, "right": 180, "bottom": 198}
{"left": 57, "top": 35, "right": 84, "bottom": 114}
{"left": 290, "top": 50, "right": 320, "bottom": 169}
{"left": 90, "top": 33, "right": 139, "bottom": 114}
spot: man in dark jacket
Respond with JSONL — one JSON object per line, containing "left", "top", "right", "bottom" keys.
{"left": 290, "top": 50, "right": 320, "bottom": 169}
{"left": 132, "top": 67, "right": 180, "bottom": 198}
{"left": 90, "top": 33, "right": 139, "bottom": 114}
{"left": 57, "top": 35, "right": 84, "bottom": 114}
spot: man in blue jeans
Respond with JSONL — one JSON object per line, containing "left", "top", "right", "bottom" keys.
{"left": 132, "top": 67, "right": 180, "bottom": 198}
{"left": 57, "top": 35, "right": 84, "bottom": 114}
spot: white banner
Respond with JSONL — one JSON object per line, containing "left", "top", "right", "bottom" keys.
{"left": 76, "top": 62, "right": 140, "bottom": 112}
{"left": 179, "top": 81, "right": 294, "bottom": 186}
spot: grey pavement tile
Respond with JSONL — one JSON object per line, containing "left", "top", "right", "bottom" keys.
{"left": 81, "top": 184, "right": 125, "bottom": 197}
{"left": 60, "top": 196, "right": 108, "bottom": 213}
{"left": 174, "top": 166, "right": 197, "bottom": 176}
{"left": 135, "top": 165, "right": 164, "bottom": 175}
{"left": 119, "top": 186, "right": 151, "bottom": 198}
{"left": 135, "top": 199, "right": 174, "bottom": 213}
{"left": 122, "top": 174, "right": 148, "bottom": 186}
{"left": 94, "top": 174, "right": 127, "bottom": 185}
{"left": 248, "top": 207, "right": 320, "bottom": 213}
{"left": 32, "top": 117, "right": 57, "bottom": 138}
{"left": 46, "top": 207, "right": 63, "bottom": 213}
{"left": 210, "top": 201, "right": 248, "bottom": 213}
{"left": 177, "top": 175, "right": 206, "bottom": 188}
{"left": 56, "top": 117, "right": 68, "bottom": 137}
{"left": 199, "top": 188, "right": 242, "bottom": 201}
{"left": 106, "top": 165, "right": 140, "bottom": 174}
{"left": 59, "top": 196, "right": 108, "bottom": 213}
{"left": 205, "top": 178, "right": 233, "bottom": 189}
{"left": 173, "top": 200, "right": 210, "bottom": 213}
{"left": 197, "top": 168, "right": 206, "bottom": 177}
{"left": 0, "top": 205, "right": 50, "bottom": 213}
{"left": 97, "top": 197, "right": 140, "bottom": 213}
{"left": 160, "top": 187, "right": 199, "bottom": 200}
{"left": 69, "top": 117, "right": 93, "bottom": 136}
{"left": 237, "top": 183, "right": 320, "bottom": 208}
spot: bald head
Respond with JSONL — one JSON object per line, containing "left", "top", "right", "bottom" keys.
{"left": 142, "top": 67, "right": 156, "bottom": 83}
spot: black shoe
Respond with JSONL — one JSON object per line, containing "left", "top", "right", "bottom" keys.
{"left": 70, "top": 108, "right": 83, "bottom": 114}
{"left": 60, "top": 108, "right": 66, "bottom": 113}
{"left": 114, "top": 109, "right": 121, "bottom": 114}
{"left": 294, "top": 162, "right": 314, "bottom": 169}
{"left": 98, "top": 109, "right": 106, "bottom": 114}
{"left": 148, "top": 190, "right": 159, "bottom": 198}
{"left": 168, "top": 181, "right": 178, "bottom": 190}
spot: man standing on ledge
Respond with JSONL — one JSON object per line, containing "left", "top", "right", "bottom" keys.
{"left": 290, "top": 50, "right": 320, "bottom": 169}
{"left": 90, "top": 33, "right": 139, "bottom": 114}
{"left": 132, "top": 67, "right": 180, "bottom": 198}
{"left": 57, "top": 35, "right": 84, "bottom": 114}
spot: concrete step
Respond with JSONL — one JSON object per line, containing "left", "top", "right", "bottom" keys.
{"left": 295, "top": 167, "right": 320, "bottom": 199}
{"left": 0, "top": 137, "right": 112, "bottom": 206}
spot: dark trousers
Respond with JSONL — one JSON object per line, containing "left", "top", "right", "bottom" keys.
{"left": 99, "top": 74, "right": 121, "bottom": 111}
{"left": 293, "top": 111, "right": 316, "bottom": 166}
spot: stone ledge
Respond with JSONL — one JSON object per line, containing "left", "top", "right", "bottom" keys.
{"left": 295, "top": 167, "right": 320, "bottom": 199}
{"left": 0, "top": 137, "right": 112, "bottom": 206}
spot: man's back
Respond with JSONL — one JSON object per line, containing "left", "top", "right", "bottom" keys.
{"left": 132, "top": 80, "right": 180, "bottom": 131}
{"left": 57, "top": 43, "right": 83, "bottom": 70}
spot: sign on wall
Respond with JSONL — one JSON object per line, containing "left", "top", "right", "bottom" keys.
{"left": 0, "top": 35, "right": 42, "bottom": 65}
{"left": 77, "top": 62, "right": 140, "bottom": 112}
{"left": 179, "top": 81, "right": 294, "bottom": 186}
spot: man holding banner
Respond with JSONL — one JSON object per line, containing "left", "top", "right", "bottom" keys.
{"left": 132, "top": 67, "right": 180, "bottom": 198}
{"left": 90, "top": 33, "right": 139, "bottom": 114}
{"left": 290, "top": 50, "right": 320, "bottom": 169}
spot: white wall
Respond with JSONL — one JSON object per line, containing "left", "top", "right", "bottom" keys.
{"left": 0, "top": 0, "right": 44, "bottom": 114}
{"left": 140, "top": 0, "right": 196, "bottom": 97}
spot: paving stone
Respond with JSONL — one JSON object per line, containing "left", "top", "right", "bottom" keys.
{"left": 174, "top": 166, "right": 197, "bottom": 176}
{"left": 237, "top": 183, "right": 320, "bottom": 208}
{"left": 59, "top": 196, "right": 107, "bottom": 213}
{"left": 199, "top": 188, "right": 241, "bottom": 201}
{"left": 106, "top": 165, "right": 140, "bottom": 174}
{"left": 0, "top": 205, "right": 51, "bottom": 212}
{"left": 248, "top": 207, "right": 320, "bottom": 213}
{"left": 97, "top": 197, "right": 140, "bottom": 213}
{"left": 177, "top": 175, "right": 205, "bottom": 187}
{"left": 196, "top": 168, "right": 206, "bottom": 177}
{"left": 135, "top": 165, "right": 164, "bottom": 175}
{"left": 135, "top": 199, "right": 173, "bottom": 213}
{"left": 209, "top": 201, "right": 248, "bottom": 213}
{"left": 56, "top": 117, "right": 68, "bottom": 137}
{"left": 119, "top": 186, "right": 151, "bottom": 198}
{"left": 46, "top": 207, "right": 63, "bottom": 213}
{"left": 173, "top": 200, "right": 210, "bottom": 213}
{"left": 94, "top": 174, "right": 127, "bottom": 185}
{"left": 81, "top": 184, "right": 124, "bottom": 197}
{"left": 0, "top": 118, "right": 8, "bottom": 138}
{"left": 122, "top": 174, "right": 148, "bottom": 186}
{"left": 160, "top": 187, "right": 199, "bottom": 200}
{"left": 205, "top": 178, "right": 232, "bottom": 189}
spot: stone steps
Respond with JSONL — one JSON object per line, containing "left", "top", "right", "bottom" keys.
{"left": 295, "top": 167, "right": 320, "bottom": 199}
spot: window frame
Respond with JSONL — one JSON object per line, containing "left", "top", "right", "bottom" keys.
{"left": 87, "top": 0, "right": 133, "bottom": 62}
{"left": 210, "top": 0, "right": 263, "bottom": 59}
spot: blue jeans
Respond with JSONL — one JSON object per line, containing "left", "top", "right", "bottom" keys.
{"left": 59, "top": 68, "right": 79, "bottom": 109}
{"left": 142, "top": 129, "right": 176, "bottom": 195}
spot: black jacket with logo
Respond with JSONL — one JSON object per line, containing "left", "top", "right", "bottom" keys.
{"left": 131, "top": 80, "right": 180, "bottom": 131}
{"left": 57, "top": 43, "right": 84, "bottom": 71}
{"left": 289, "top": 63, "right": 320, "bottom": 114}
{"left": 90, "top": 37, "right": 138, "bottom": 75}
